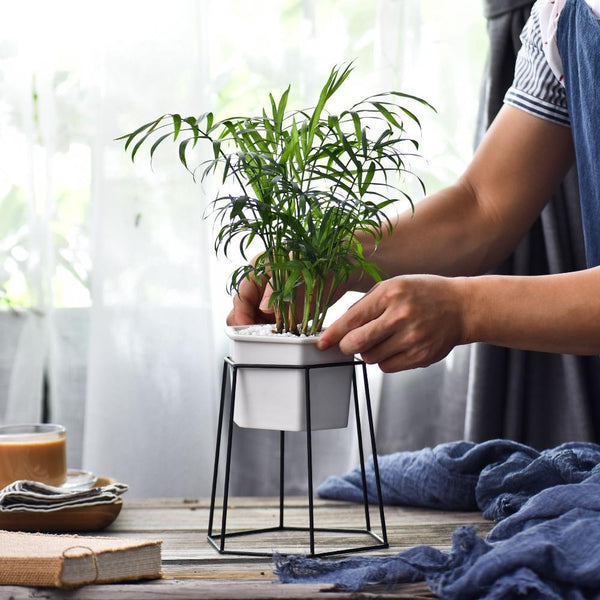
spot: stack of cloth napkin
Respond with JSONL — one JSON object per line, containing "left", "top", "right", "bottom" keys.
{"left": 275, "top": 439, "right": 600, "bottom": 599}
{"left": 0, "top": 480, "right": 128, "bottom": 512}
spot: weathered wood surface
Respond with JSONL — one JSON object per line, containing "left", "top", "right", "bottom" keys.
{"left": 1, "top": 497, "right": 492, "bottom": 599}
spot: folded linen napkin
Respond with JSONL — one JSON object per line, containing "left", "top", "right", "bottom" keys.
{"left": 275, "top": 439, "right": 600, "bottom": 598}
{"left": 0, "top": 480, "right": 128, "bottom": 512}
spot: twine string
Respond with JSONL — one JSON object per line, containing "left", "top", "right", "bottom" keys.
{"left": 62, "top": 545, "right": 99, "bottom": 583}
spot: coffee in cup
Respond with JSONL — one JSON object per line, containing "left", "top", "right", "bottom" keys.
{"left": 0, "top": 424, "right": 67, "bottom": 489}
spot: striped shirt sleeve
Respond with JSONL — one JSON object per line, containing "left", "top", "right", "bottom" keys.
{"left": 504, "top": 2, "right": 570, "bottom": 127}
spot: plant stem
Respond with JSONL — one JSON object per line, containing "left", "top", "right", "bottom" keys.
{"left": 301, "top": 285, "right": 315, "bottom": 335}
{"left": 274, "top": 305, "right": 284, "bottom": 333}
{"left": 315, "top": 274, "right": 340, "bottom": 334}
{"left": 287, "top": 296, "right": 298, "bottom": 335}
{"left": 310, "top": 281, "right": 326, "bottom": 336}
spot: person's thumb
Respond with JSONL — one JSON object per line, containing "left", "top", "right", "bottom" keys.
{"left": 259, "top": 282, "right": 274, "bottom": 313}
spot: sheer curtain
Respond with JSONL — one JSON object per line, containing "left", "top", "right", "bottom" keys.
{"left": 0, "top": 0, "right": 486, "bottom": 496}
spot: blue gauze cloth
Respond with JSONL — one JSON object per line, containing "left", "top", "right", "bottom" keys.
{"left": 275, "top": 439, "right": 600, "bottom": 598}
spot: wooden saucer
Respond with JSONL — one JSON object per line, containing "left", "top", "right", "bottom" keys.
{"left": 0, "top": 477, "right": 123, "bottom": 533}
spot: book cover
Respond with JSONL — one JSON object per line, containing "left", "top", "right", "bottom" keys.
{"left": 0, "top": 530, "right": 162, "bottom": 588}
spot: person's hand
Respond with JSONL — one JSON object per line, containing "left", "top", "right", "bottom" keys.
{"left": 226, "top": 269, "right": 275, "bottom": 326}
{"left": 226, "top": 255, "right": 362, "bottom": 328}
{"left": 317, "top": 274, "right": 469, "bottom": 372}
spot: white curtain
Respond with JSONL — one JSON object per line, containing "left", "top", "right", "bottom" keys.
{"left": 0, "top": 0, "right": 486, "bottom": 496}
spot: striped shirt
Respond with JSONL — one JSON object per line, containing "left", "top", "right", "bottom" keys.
{"left": 504, "top": 0, "right": 600, "bottom": 127}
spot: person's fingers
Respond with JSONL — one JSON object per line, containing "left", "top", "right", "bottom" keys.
{"left": 358, "top": 329, "right": 411, "bottom": 365}
{"left": 317, "top": 284, "right": 388, "bottom": 351}
{"left": 376, "top": 348, "right": 432, "bottom": 372}
{"left": 227, "top": 295, "right": 257, "bottom": 326}
{"left": 318, "top": 274, "right": 464, "bottom": 374}
{"left": 259, "top": 280, "right": 274, "bottom": 313}
{"left": 227, "top": 275, "right": 273, "bottom": 326}
{"left": 337, "top": 306, "right": 406, "bottom": 356}
{"left": 360, "top": 329, "right": 439, "bottom": 371}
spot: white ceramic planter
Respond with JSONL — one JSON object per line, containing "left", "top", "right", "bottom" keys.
{"left": 226, "top": 326, "right": 353, "bottom": 431}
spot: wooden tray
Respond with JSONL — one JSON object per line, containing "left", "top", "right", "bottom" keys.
{"left": 0, "top": 476, "right": 123, "bottom": 533}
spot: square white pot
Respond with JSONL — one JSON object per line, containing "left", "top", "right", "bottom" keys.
{"left": 226, "top": 326, "right": 353, "bottom": 431}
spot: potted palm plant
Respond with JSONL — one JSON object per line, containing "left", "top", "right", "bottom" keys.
{"left": 119, "top": 63, "right": 432, "bottom": 431}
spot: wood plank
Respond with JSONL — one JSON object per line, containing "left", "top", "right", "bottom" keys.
{"left": 96, "top": 500, "right": 491, "bottom": 563}
{"left": 162, "top": 560, "right": 276, "bottom": 580}
{"left": 0, "top": 580, "right": 437, "bottom": 599}
{"left": 122, "top": 496, "right": 338, "bottom": 509}
{"left": 109, "top": 502, "right": 489, "bottom": 531}
{"left": 97, "top": 522, "right": 491, "bottom": 561}
{"left": 122, "top": 495, "right": 486, "bottom": 518}
{"left": 103, "top": 499, "right": 490, "bottom": 560}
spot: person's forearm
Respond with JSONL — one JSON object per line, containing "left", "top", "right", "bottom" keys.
{"left": 353, "top": 179, "right": 509, "bottom": 291}
{"left": 461, "top": 268, "right": 600, "bottom": 355}
{"left": 350, "top": 106, "right": 575, "bottom": 293}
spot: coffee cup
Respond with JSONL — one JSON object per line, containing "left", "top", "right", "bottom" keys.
{"left": 0, "top": 424, "right": 67, "bottom": 490}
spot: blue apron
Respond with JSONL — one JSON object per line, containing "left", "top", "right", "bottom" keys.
{"left": 557, "top": 0, "right": 600, "bottom": 267}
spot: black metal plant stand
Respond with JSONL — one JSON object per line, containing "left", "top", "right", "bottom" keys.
{"left": 207, "top": 357, "right": 388, "bottom": 558}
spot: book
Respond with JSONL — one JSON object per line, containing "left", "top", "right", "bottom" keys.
{"left": 0, "top": 530, "right": 162, "bottom": 588}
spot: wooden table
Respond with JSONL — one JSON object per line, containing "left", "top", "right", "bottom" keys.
{"left": 2, "top": 497, "right": 492, "bottom": 599}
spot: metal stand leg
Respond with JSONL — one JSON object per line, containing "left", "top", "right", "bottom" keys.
{"left": 304, "top": 368, "right": 315, "bottom": 556}
{"left": 207, "top": 358, "right": 388, "bottom": 557}
{"left": 352, "top": 369, "right": 372, "bottom": 530}
{"left": 207, "top": 361, "right": 228, "bottom": 539}
{"left": 279, "top": 430, "right": 285, "bottom": 529}
{"left": 362, "top": 363, "right": 388, "bottom": 545}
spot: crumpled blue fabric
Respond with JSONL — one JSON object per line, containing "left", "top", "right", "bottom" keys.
{"left": 317, "top": 439, "right": 600, "bottom": 519}
{"left": 275, "top": 439, "right": 600, "bottom": 597}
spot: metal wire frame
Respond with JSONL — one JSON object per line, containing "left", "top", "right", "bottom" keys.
{"left": 207, "top": 356, "right": 388, "bottom": 558}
